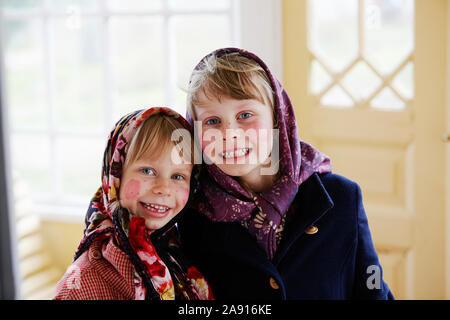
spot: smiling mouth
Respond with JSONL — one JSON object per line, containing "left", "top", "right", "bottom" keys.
{"left": 140, "top": 202, "right": 171, "bottom": 213}
{"left": 218, "top": 148, "right": 251, "bottom": 159}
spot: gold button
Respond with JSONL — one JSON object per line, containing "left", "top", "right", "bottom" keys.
{"left": 305, "top": 226, "right": 318, "bottom": 235}
{"left": 269, "top": 277, "right": 279, "bottom": 290}
{"left": 91, "top": 249, "right": 102, "bottom": 260}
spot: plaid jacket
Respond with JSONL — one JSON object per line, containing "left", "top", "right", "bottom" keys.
{"left": 54, "top": 238, "right": 140, "bottom": 300}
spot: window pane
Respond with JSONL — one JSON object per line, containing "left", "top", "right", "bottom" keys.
{"left": 10, "top": 133, "right": 52, "bottom": 195}
{"left": 52, "top": 17, "right": 104, "bottom": 131}
{"left": 309, "top": 59, "right": 333, "bottom": 95}
{"left": 370, "top": 87, "right": 405, "bottom": 111}
{"left": 1, "top": 0, "right": 43, "bottom": 9}
{"left": 107, "top": 0, "right": 162, "bottom": 11}
{"left": 169, "top": 0, "right": 230, "bottom": 11}
{"left": 341, "top": 61, "right": 382, "bottom": 101}
{"left": 364, "top": 0, "right": 414, "bottom": 75}
{"left": 47, "top": 0, "right": 100, "bottom": 12}
{"left": 320, "top": 85, "right": 354, "bottom": 108}
{"left": 309, "top": 0, "right": 358, "bottom": 72}
{"left": 57, "top": 136, "right": 104, "bottom": 199}
{"left": 172, "top": 14, "right": 231, "bottom": 113}
{"left": 3, "top": 19, "right": 47, "bottom": 129}
{"left": 110, "top": 17, "right": 165, "bottom": 121}
{"left": 391, "top": 62, "right": 414, "bottom": 100}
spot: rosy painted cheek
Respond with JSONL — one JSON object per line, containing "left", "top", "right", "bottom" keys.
{"left": 201, "top": 137, "right": 209, "bottom": 151}
{"left": 176, "top": 188, "right": 190, "bottom": 207}
{"left": 123, "top": 179, "right": 141, "bottom": 200}
{"left": 245, "top": 120, "right": 272, "bottom": 135}
{"left": 248, "top": 121, "right": 273, "bottom": 141}
{"left": 201, "top": 132, "right": 218, "bottom": 160}
{"left": 201, "top": 130, "right": 216, "bottom": 151}
{"left": 243, "top": 121, "right": 274, "bottom": 161}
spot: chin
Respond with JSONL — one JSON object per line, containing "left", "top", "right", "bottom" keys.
{"left": 144, "top": 220, "right": 167, "bottom": 231}
{"left": 144, "top": 214, "right": 179, "bottom": 231}
{"left": 217, "top": 163, "right": 259, "bottom": 178}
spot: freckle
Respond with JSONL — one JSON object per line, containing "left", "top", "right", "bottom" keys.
{"left": 123, "top": 179, "right": 140, "bottom": 200}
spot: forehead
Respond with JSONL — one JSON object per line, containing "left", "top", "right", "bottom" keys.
{"left": 135, "top": 144, "right": 193, "bottom": 169}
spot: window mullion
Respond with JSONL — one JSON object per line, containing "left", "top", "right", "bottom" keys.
{"left": 230, "top": 0, "right": 241, "bottom": 47}
{"left": 358, "top": 0, "right": 365, "bottom": 57}
{"left": 100, "top": 0, "right": 114, "bottom": 131}
{"left": 162, "top": 2, "right": 175, "bottom": 108}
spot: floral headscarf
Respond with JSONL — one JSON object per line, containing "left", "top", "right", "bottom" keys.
{"left": 186, "top": 48, "right": 332, "bottom": 260}
{"left": 78, "top": 107, "right": 213, "bottom": 300}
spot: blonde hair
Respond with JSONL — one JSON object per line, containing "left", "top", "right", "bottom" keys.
{"left": 124, "top": 114, "right": 194, "bottom": 169}
{"left": 186, "top": 52, "right": 275, "bottom": 124}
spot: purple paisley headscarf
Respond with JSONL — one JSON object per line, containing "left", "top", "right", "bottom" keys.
{"left": 186, "top": 48, "right": 332, "bottom": 260}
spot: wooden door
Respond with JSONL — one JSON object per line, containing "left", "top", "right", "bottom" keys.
{"left": 283, "top": 0, "right": 448, "bottom": 299}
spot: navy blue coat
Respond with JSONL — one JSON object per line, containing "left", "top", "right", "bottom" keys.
{"left": 178, "top": 172, "right": 394, "bottom": 300}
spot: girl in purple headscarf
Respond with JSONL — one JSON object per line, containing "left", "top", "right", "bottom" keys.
{"left": 177, "top": 48, "right": 394, "bottom": 300}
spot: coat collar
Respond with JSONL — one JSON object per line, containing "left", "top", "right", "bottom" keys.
{"left": 219, "top": 173, "right": 334, "bottom": 267}
{"left": 273, "top": 172, "right": 334, "bottom": 265}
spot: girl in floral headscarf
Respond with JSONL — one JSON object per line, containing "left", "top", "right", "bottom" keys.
{"left": 54, "top": 107, "right": 213, "bottom": 300}
{"left": 177, "top": 48, "right": 394, "bottom": 300}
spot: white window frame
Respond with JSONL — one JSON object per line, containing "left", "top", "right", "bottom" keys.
{"left": 1, "top": 0, "right": 282, "bottom": 222}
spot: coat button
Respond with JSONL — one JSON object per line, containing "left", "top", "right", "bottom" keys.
{"left": 269, "top": 277, "right": 279, "bottom": 290}
{"left": 305, "top": 225, "right": 318, "bottom": 234}
{"left": 91, "top": 249, "right": 102, "bottom": 260}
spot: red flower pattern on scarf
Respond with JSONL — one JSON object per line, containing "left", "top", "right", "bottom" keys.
{"left": 128, "top": 217, "right": 175, "bottom": 299}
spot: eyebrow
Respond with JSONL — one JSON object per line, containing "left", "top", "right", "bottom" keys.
{"left": 133, "top": 161, "right": 192, "bottom": 174}
{"left": 134, "top": 159, "right": 192, "bottom": 167}
{"left": 195, "top": 100, "right": 258, "bottom": 118}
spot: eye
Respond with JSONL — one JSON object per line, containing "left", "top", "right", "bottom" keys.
{"left": 140, "top": 168, "right": 156, "bottom": 176}
{"left": 238, "top": 112, "right": 252, "bottom": 119}
{"left": 204, "top": 118, "right": 219, "bottom": 125}
{"left": 172, "top": 174, "right": 186, "bottom": 181}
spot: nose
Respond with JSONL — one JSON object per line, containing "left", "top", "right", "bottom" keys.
{"left": 152, "top": 177, "right": 171, "bottom": 196}
{"left": 222, "top": 120, "right": 239, "bottom": 141}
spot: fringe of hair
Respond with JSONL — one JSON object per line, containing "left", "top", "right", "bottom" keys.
{"left": 124, "top": 114, "right": 194, "bottom": 169}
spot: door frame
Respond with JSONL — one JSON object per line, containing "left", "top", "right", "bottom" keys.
{"left": 445, "top": 0, "right": 450, "bottom": 300}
